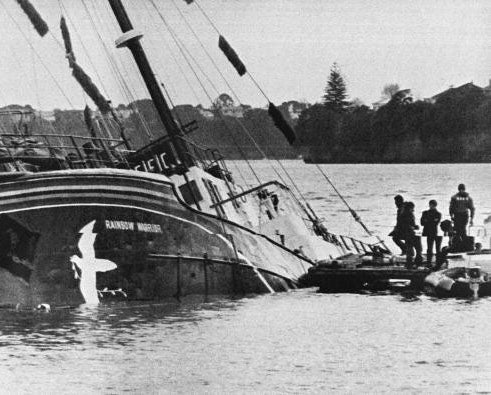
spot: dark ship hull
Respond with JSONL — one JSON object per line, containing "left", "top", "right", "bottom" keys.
{"left": 0, "top": 169, "right": 311, "bottom": 307}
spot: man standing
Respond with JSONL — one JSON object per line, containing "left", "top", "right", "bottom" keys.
{"left": 400, "top": 201, "right": 423, "bottom": 268}
{"left": 389, "top": 195, "right": 405, "bottom": 254}
{"left": 449, "top": 184, "right": 475, "bottom": 240}
{"left": 421, "top": 200, "right": 442, "bottom": 267}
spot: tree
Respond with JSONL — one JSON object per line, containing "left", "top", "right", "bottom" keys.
{"left": 323, "top": 63, "right": 349, "bottom": 113}
{"left": 213, "top": 93, "right": 234, "bottom": 109}
{"left": 348, "top": 97, "right": 365, "bottom": 111}
{"left": 381, "top": 83, "right": 400, "bottom": 100}
{"left": 388, "top": 89, "right": 413, "bottom": 106}
{"left": 211, "top": 93, "right": 235, "bottom": 115}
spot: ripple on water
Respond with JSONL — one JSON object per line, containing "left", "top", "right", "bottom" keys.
{"left": 1, "top": 290, "right": 491, "bottom": 393}
{"left": 5, "top": 163, "right": 491, "bottom": 392}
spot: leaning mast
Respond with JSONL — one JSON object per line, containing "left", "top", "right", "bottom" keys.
{"left": 108, "top": 0, "right": 192, "bottom": 170}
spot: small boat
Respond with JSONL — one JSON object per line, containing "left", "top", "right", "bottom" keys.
{"left": 424, "top": 251, "right": 491, "bottom": 298}
{"left": 424, "top": 224, "right": 491, "bottom": 298}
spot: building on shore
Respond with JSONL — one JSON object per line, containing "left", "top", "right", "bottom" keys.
{"left": 426, "top": 82, "right": 486, "bottom": 104}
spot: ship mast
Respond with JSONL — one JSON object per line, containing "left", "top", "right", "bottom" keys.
{"left": 108, "top": 0, "right": 192, "bottom": 170}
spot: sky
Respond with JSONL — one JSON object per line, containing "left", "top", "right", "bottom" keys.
{"left": 0, "top": 0, "right": 489, "bottom": 110}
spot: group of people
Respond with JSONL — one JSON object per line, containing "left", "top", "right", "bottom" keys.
{"left": 389, "top": 183, "right": 475, "bottom": 267}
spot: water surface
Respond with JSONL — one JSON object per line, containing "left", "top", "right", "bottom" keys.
{"left": 2, "top": 162, "right": 491, "bottom": 393}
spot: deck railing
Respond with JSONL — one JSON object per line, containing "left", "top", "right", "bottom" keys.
{"left": 0, "top": 133, "right": 133, "bottom": 171}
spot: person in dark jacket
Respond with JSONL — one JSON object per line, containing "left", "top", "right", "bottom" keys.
{"left": 421, "top": 199, "right": 442, "bottom": 266}
{"left": 400, "top": 201, "right": 423, "bottom": 267}
{"left": 449, "top": 183, "right": 475, "bottom": 240}
{"left": 388, "top": 195, "right": 406, "bottom": 254}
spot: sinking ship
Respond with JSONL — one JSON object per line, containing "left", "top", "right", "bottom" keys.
{"left": 0, "top": 0, "right": 385, "bottom": 308}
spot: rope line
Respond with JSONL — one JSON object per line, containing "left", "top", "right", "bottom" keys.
{"left": 148, "top": 0, "right": 262, "bottom": 185}
{"left": 84, "top": 0, "right": 153, "bottom": 139}
{"left": 314, "top": 163, "right": 389, "bottom": 250}
{"left": 191, "top": 0, "right": 270, "bottom": 103}
{"left": 0, "top": 1, "right": 75, "bottom": 108}
{"left": 168, "top": 0, "right": 297, "bottom": 189}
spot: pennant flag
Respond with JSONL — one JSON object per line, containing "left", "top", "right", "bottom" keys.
{"left": 71, "top": 62, "right": 111, "bottom": 113}
{"left": 16, "top": 0, "right": 49, "bottom": 37}
{"left": 268, "top": 102, "right": 296, "bottom": 145}
{"left": 218, "top": 35, "right": 246, "bottom": 76}
{"left": 60, "top": 16, "right": 76, "bottom": 61}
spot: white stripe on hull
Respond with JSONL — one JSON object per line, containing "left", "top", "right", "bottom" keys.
{"left": 0, "top": 193, "right": 170, "bottom": 208}
{"left": 0, "top": 184, "right": 173, "bottom": 200}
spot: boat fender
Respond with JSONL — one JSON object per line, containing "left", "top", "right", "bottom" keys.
{"left": 36, "top": 303, "right": 51, "bottom": 313}
{"left": 437, "top": 277, "right": 455, "bottom": 292}
{"left": 424, "top": 272, "right": 441, "bottom": 287}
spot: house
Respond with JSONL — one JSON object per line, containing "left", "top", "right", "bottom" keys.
{"left": 427, "top": 82, "right": 484, "bottom": 104}
{"left": 372, "top": 99, "right": 389, "bottom": 110}
{"left": 196, "top": 104, "right": 214, "bottom": 119}
{"left": 213, "top": 93, "right": 245, "bottom": 118}
{"left": 37, "top": 110, "right": 55, "bottom": 122}
{"left": 278, "top": 101, "right": 310, "bottom": 120}
{"left": 483, "top": 79, "right": 491, "bottom": 97}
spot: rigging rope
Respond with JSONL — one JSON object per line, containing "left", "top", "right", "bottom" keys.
{"left": 177, "top": 0, "right": 302, "bottom": 188}
{"left": 190, "top": 0, "right": 270, "bottom": 103}
{"left": 59, "top": 3, "right": 110, "bottom": 98}
{"left": 165, "top": 0, "right": 297, "bottom": 190}
{"left": 99, "top": 0, "right": 156, "bottom": 141}
{"left": 173, "top": 3, "right": 383, "bottom": 245}
{"left": 0, "top": 1, "right": 75, "bottom": 108}
{"left": 82, "top": 0, "right": 154, "bottom": 140}
{"left": 141, "top": 0, "right": 203, "bottom": 105}
{"left": 15, "top": 0, "right": 48, "bottom": 37}
{"left": 150, "top": 2, "right": 220, "bottom": 102}
{"left": 147, "top": 0, "right": 262, "bottom": 185}
{"left": 314, "top": 163, "right": 389, "bottom": 249}
{"left": 169, "top": 0, "right": 240, "bottom": 109}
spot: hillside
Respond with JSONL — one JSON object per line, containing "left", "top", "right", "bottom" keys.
{"left": 0, "top": 99, "right": 305, "bottom": 160}
{"left": 3, "top": 86, "right": 491, "bottom": 163}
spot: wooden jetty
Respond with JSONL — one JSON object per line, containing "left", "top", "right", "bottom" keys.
{"left": 300, "top": 254, "right": 431, "bottom": 293}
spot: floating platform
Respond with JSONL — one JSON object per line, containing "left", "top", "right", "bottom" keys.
{"left": 300, "top": 254, "right": 430, "bottom": 293}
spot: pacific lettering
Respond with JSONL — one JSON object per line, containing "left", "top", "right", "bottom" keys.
{"left": 132, "top": 151, "right": 174, "bottom": 173}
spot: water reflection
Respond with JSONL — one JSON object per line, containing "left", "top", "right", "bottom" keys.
{"left": 0, "top": 296, "right": 245, "bottom": 351}
{"left": 0, "top": 289, "right": 490, "bottom": 393}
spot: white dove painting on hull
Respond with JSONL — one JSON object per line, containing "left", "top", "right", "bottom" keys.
{"left": 70, "top": 220, "right": 117, "bottom": 304}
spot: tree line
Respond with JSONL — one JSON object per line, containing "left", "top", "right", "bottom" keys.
{"left": 5, "top": 66, "right": 490, "bottom": 163}
{"left": 12, "top": 99, "right": 300, "bottom": 160}
{"left": 295, "top": 63, "right": 491, "bottom": 163}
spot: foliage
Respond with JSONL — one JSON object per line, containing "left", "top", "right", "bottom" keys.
{"left": 323, "top": 63, "right": 349, "bottom": 113}
{"left": 381, "top": 83, "right": 400, "bottom": 100}
{"left": 296, "top": 88, "right": 491, "bottom": 163}
{"left": 5, "top": 86, "right": 491, "bottom": 163}
{"left": 26, "top": 99, "right": 299, "bottom": 160}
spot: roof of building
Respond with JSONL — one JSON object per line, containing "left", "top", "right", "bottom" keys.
{"left": 431, "top": 82, "right": 483, "bottom": 102}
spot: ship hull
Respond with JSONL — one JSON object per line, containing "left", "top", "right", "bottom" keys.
{"left": 0, "top": 170, "right": 311, "bottom": 307}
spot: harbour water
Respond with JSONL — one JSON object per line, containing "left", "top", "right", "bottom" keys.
{"left": 2, "top": 161, "right": 491, "bottom": 393}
